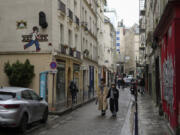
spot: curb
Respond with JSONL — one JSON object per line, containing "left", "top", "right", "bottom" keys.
{"left": 166, "top": 122, "right": 176, "bottom": 135}
{"left": 120, "top": 95, "right": 133, "bottom": 135}
{"left": 49, "top": 98, "right": 96, "bottom": 116}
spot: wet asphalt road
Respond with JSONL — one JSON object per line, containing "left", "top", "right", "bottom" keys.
{"left": 0, "top": 88, "right": 131, "bottom": 135}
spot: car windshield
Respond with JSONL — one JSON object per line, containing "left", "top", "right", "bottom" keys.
{"left": 0, "top": 92, "right": 16, "bottom": 101}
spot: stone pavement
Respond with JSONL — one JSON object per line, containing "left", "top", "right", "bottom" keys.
{"left": 29, "top": 87, "right": 131, "bottom": 135}
{"left": 138, "top": 93, "right": 173, "bottom": 135}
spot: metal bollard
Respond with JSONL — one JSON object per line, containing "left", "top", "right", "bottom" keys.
{"left": 134, "top": 84, "right": 138, "bottom": 135}
{"left": 134, "top": 111, "right": 138, "bottom": 135}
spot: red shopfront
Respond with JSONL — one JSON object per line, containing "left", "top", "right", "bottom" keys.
{"left": 155, "top": 2, "right": 180, "bottom": 131}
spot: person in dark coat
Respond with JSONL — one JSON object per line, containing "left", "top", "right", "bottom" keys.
{"left": 117, "top": 78, "right": 121, "bottom": 89}
{"left": 107, "top": 83, "right": 119, "bottom": 117}
{"left": 130, "top": 80, "right": 137, "bottom": 95}
{"left": 139, "top": 78, "right": 145, "bottom": 95}
{"left": 121, "top": 78, "right": 125, "bottom": 89}
{"left": 69, "top": 80, "right": 78, "bottom": 104}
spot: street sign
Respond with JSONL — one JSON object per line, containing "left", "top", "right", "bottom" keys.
{"left": 50, "top": 62, "right": 57, "bottom": 69}
{"left": 49, "top": 69, "right": 58, "bottom": 74}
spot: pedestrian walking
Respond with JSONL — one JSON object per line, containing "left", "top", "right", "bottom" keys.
{"left": 107, "top": 83, "right": 119, "bottom": 117}
{"left": 130, "top": 80, "right": 137, "bottom": 95}
{"left": 121, "top": 77, "right": 125, "bottom": 89}
{"left": 117, "top": 78, "right": 121, "bottom": 89}
{"left": 69, "top": 80, "right": 78, "bottom": 104}
{"left": 97, "top": 78, "right": 108, "bottom": 116}
{"left": 139, "top": 78, "right": 145, "bottom": 95}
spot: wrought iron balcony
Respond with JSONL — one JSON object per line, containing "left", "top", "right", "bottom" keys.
{"left": 140, "top": 28, "right": 145, "bottom": 33}
{"left": 69, "top": 47, "right": 74, "bottom": 57}
{"left": 75, "top": 16, "right": 79, "bottom": 26}
{"left": 81, "top": 22, "right": 88, "bottom": 31}
{"left": 81, "top": 22, "right": 87, "bottom": 27}
{"left": 140, "top": 10, "right": 145, "bottom": 16}
{"left": 58, "top": 0, "right": 66, "bottom": 14}
{"left": 68, "top": 9, "right": 73, "bottom": 21}
{"left": 76, "top": 51, "right": 81, "bottom": 59}
{"left": 139, "top": 46, "right": 145, "bottom": 50}
{"left": 61, "top": 44, "right": 68, "bottom": 55}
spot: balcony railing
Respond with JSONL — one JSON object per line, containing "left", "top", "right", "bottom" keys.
{"left": 81, "top": 22, "right": 88, "bottom": 30}
{"left": 58, "top": 0, "right": 66, "bottom": 14}
{"left": 75, "top": 16, "right": 80, "bottom": 26}
{"left": 68, "top": 9, "right": 73, "bottom": 21}
{"left": 61, "top": 44, "right": 67, "bottom": 55}
{"left": 69, "top": 47, "right": 74, "bottom": 57}
{"left": 76, "top": 51, "right": 81, "bottom": 59}
{"left": 140, "top": 10, "right": 145, "bottom": 16}
{"left": 139, "top": 46, "right": 145, "bottom": 50}
{"left": 140, "top": 28, "right": 145, "bottom": 33}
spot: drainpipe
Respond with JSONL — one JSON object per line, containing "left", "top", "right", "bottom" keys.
{"left": 80, "top": 0, "right": 85, "bottom": 102}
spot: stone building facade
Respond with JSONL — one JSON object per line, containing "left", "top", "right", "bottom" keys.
{"left": 142, "top": 0, "right": 180, "bottom": 134}
{"left": 0, "top": 0, "right": 117, "bottom": 112}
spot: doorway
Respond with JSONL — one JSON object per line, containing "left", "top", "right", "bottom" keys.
{"left": 56, "top": 62, "right": 66, "bottom": 107}
{"left": 155, "top": 57, "right": 161, "bottom": 105}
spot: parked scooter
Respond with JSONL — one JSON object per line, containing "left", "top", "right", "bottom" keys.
{"left": 130, "top": 85, "right": 135, "bottom": 95}
{"left": 130, "top": 81, "right": 137, "bottom": 95}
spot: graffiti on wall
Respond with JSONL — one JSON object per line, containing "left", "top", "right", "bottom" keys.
{"left": 162, "top": 55, "right": 174, "bottom": 113}
{"left": 22, "top": 26, "right": 48, "bottom": 52}
{"left": 23, "top": 26, "right": 41, "bottom": 52}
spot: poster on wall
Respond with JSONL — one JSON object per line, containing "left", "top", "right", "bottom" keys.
{"left": 40, "top": 72, "right": 48, "bottom": 101}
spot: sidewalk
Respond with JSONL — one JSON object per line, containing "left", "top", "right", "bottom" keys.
{"left": 48, "top": 98, "right": 95, "bottom": 118}
{"left": 138, "top": 93, "right": 173, "bottom": 135}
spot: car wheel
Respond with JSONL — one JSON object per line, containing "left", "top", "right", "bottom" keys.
{"left": 41, "top": 108, "right": 48, "bottom": 123}
{"left": 18, "top": 114, "right": 28, "bottom": 133}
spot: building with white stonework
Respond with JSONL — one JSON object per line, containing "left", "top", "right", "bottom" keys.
{"left": 0, "top": 0, "right": 99, "bottom": 111}
{"left": 116, "top": 21, "right": 126, "bottom": 76}
{"left": 80, "top": 0, "right": 98, "bottom": 101}
{"left": 116, "top": 22, "right": 140, "bottom": 77}
{"left": 0, "top": 0, "right": 118, "bottom": 111}
{"left": 103, "top": 16, "right": 116, "bottom": 86}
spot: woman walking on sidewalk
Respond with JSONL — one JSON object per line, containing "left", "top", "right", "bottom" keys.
{"left": 107, "top": 83, "right": 119, "bottom": 117}
{"left": 97, "top": 79, "right": 108, "bottom": 116}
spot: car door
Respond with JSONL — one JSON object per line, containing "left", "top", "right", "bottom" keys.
{"left": 29, "top": 90, "right": 45, "bottom": 121}
{"left": 21, "top": 90, "right": 36, "bottom": 122}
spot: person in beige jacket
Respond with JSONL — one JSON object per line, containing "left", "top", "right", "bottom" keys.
{"left": 97, "top": 79, "right": 108, "bottom": 116}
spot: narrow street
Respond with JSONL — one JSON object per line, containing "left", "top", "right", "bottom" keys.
{"left": 1, "top": 0, "right": 180, "bottom": 134}
{"left": 28, "top": 88, "right": 131, "bottom": 135}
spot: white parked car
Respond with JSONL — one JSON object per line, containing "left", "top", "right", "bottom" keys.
{"left": 124, "top": 75, "right": 134, "bottom": 85}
